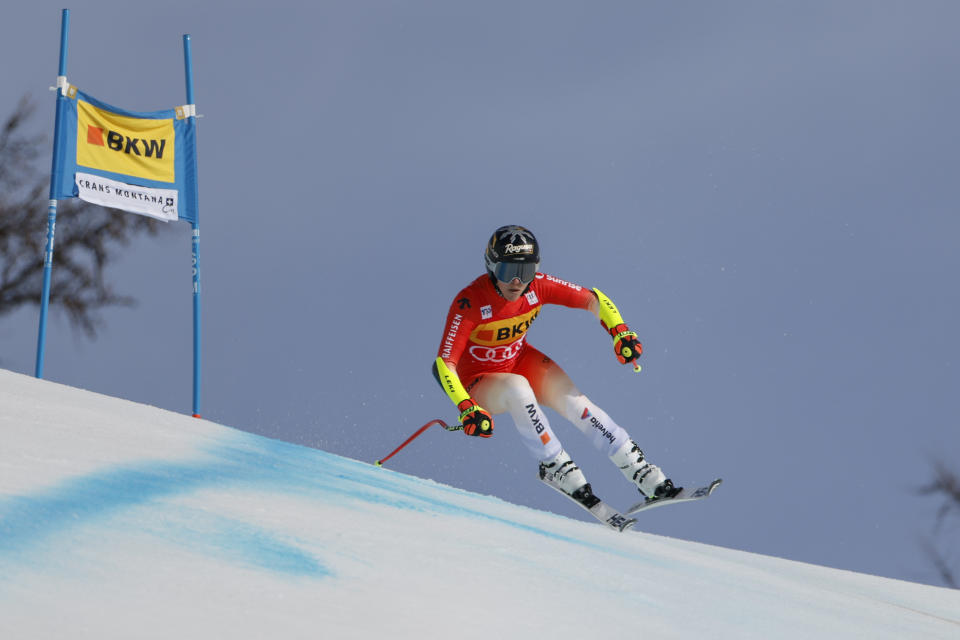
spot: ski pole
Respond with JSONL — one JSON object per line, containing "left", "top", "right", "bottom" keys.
{"left": 375, "top": 418, "right": 462, "bottom": 467}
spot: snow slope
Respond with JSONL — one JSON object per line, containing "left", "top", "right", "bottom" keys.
{"left": 1, "top": 369, "right": 957, "bottom": 639}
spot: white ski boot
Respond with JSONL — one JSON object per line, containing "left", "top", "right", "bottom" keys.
{"left": 611, "top": 440, "right": 680, "bottom": 500}
{"left": 539, "top": 449, "right": 589, "bottom": 498}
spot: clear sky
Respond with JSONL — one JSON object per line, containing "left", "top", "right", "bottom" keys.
{"left": 2, "top": 1, "right": 958, "bottom": 587}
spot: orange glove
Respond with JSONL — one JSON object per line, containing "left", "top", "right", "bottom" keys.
{"left": 458, "top": 399, "right": 493, "bottom": 437}
{"left": 609, "top": 323, "right": 642, "bottom": 366}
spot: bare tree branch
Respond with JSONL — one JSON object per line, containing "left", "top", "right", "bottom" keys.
{"left": 920, "top": 538, "right": 957, "bottom": 589}
{"left": 918, "top": 459, "right": 960, "bottom": 589}
{"left": 0, "top": 94, "right": 165, "bottom": 338}
{"left": 918, "top": 460, "right": 960, "bottom": 528}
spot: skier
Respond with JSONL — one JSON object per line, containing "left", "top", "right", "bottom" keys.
{"left": 433, "top": 225, "right": 681, "bottom": 508}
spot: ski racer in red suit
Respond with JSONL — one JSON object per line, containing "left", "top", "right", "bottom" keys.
{"left": 433, "top": 225, "right": 681, "bottom": 504}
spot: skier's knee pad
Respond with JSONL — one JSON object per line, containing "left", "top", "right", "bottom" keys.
{"left": 498, "top": 374, "right": 538, "bottom": 411}
{"left": 561, "top": 392, "right": 590, "bottom": 423}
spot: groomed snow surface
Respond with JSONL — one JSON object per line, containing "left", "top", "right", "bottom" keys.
{"left": 1, "top": 369, "right": 957, "bottom": 639}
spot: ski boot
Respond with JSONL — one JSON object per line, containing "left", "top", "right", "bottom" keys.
{"left": 611, "top": 440, "right": 682, "bottom": 502}
{"left": 539, "top": 449, "right": 599, "bottom": 508}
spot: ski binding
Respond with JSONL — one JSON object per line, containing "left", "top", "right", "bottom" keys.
{"left": 625, "top": 478, "right": 723, "bottom": 515}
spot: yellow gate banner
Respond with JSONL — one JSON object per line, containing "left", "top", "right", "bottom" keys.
{"left": 76, "top": 98, "right": 176, "bottom": 183}
{"left": 51, "top": 85, "right": 198, "bottom": 223}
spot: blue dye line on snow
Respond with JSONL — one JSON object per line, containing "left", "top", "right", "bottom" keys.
{"left": 0, "top": 457, "right": 327, "bottom": 578}
{"left": 224, "top": 433, "right": 633, "bottom": 554}
{"left": 0, "top": 429, "right": 631, "bottom": 575}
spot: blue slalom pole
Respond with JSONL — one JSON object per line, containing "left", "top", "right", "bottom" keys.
{"left": 184, "top": 34, "right": 202, "bottom": 418}
{"left": 191, "top": 224, "right": 201, "bottom": 418}
{"left": 36, "top": 8, "right": 70, "bottom": 379}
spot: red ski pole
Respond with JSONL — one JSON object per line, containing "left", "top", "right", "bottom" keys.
{"left": 375, "top": 418, "right": 462, "bottom": 467}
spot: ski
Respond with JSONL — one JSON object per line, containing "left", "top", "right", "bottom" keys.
{"left": 625, "top": 478, "right": 723, "bottom": 515}
{"left": 539, "top": 477, "right": 636, "bottom": 532}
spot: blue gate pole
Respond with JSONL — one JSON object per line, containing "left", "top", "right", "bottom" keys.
{"left": 184, "top": 34, "right": 202, "bottom": 418}
{"left": 36, "top": 8, "right": 71, "bottom": 379}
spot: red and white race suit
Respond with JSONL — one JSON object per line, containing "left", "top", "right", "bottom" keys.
{"left": 436, "top": 273, "right": 633, "bottom": 461}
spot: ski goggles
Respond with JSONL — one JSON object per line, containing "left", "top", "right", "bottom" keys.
{"left": 491, "top": 261, "right": 539, "bottom": 284}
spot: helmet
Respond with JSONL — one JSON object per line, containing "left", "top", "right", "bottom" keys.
{"left": 484, "top": 225, "right": 540, "bottom": 284}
